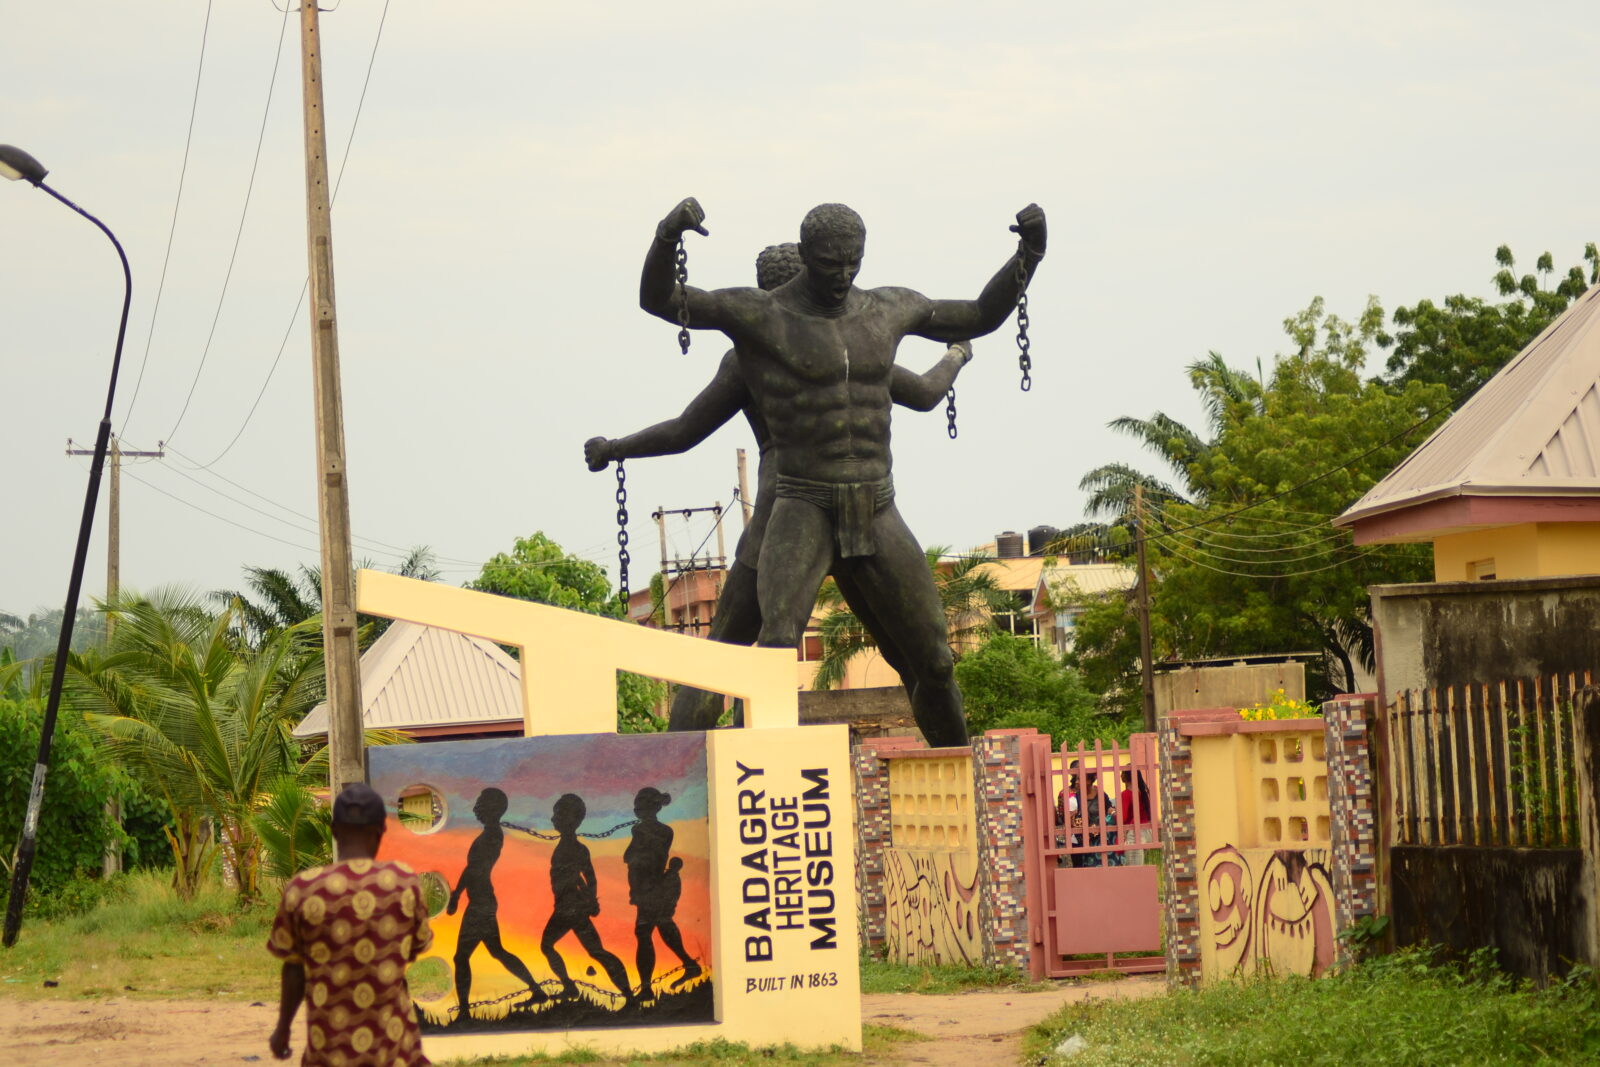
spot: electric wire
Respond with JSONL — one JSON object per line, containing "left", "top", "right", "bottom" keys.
{"left": 184, "top": 0, "right": 393, "bottom": 469}
{"left": 119, "top": 0, "right": 214, "bottom": 435}
{"left": 161, "top": 0, "right": 293, "bottom": 448}
{"left": 1154, "top": 537, "right": 1382, "bottom": 580}
{"left": 1155, "top": 527, "right": 1354, "bottom": 566}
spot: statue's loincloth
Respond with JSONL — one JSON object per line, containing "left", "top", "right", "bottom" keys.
{"left": 773, "top": 474, "right": 895, "bottom": 558}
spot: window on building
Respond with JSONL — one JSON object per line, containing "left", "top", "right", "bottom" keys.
{"left": 1469, "top": 558, "right": 1497, "bottom": 581}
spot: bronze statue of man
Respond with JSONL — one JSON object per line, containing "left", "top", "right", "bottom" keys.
{"left": 588, "top": 242, "right": 971, "bottom": 730}
{"left": 639, "top": 198, "right": 1046, "bottom": 746}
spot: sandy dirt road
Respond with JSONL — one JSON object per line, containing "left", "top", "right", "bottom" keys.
{"left": 2, "top": 978, "right": 1162, "bottom": 1065}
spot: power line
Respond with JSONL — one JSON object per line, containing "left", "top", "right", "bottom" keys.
{"left": 161, "top": 1, "right": 293, "bottom": 447}
{"left": 1155, "top": 538, "right": 1380, "bottom": 580}
{"left": 184, "top": 0, "right": 394, "bottom": 468}
{"left": 120, "top": 0, "right": 214, "bottom": 433}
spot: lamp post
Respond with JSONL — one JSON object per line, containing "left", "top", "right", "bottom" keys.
{"left": 1, "top": 144, "right": 133, "bottom": 948}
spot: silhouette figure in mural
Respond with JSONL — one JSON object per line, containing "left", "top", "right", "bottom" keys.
{"left": 587, "top": 243, "right": 971, "bottom": 730}
{"left": 539, "top": 793, "right": 635, "bottom": 1003}
{"left": 640, "top": 198, "right": 1046, "bottom": 747}
{"left": 448, "top": 788, "right": 548, "bottom": 1017}
{"left": 623, "top": 787, "right": 702, "bottom": 998}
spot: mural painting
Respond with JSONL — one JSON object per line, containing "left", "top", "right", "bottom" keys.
{"left": 369, "top": 732, "right": 713, "bottom": 1034}
{"left": 881, "top": 849, "right": 982, "bottom": 966}
{"left": 1201, "top": 846, "right": 1335, "bottom": 979}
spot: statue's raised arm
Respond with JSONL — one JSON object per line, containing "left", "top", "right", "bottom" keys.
{"left": 889, "top": 341, "right": 972, "bottom": 411}
{"left": 639, "top": 197, "right": 762, "bottom": 338}
{"left": 906, "top": 203, "right": 1046, "bottom": 343}
{"left": 584, "top": 351, "right": 748, "bottom": 471}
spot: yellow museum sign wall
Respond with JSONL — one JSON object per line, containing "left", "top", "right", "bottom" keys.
{"left": 356, "top": 571, "right": 861, "bottom": 1060}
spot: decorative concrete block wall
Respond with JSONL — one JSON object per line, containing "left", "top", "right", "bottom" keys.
{"left": 971, "top": 730, "right": 1034, "bottom": 974}
{"left": 852, "top": 729, "right": 1039, "bottom": 974}
{"left": 1158, "top": 703, "right": 1380, "bottom": 986}
{"left": 1323, "top": 695, "right": 1379, "bottom": 943}
{"left": 1158, "top": 711, "right": 1206, "bottom": 986}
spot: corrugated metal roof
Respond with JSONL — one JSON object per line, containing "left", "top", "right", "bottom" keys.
{"left": 1337, "top": 282, "right": 1600, "bottom": 526}
{"left": 292, "top": 620, "right": 522, "bottom": 739}
{"left": 1031, "top": 562, "right": 1137, "bottom": 615}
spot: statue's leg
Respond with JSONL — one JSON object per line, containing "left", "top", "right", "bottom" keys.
{"left": 833, "top": 565, "right": 910, "bottom": 681}
{"left": 667, "top": 561, "right": 762, "bottom": 731}
{"left": 755, "top": 497, "right": 834, "bottom": 649}
{"left": 845, "top": 506, "right": 968, "bottom": 747}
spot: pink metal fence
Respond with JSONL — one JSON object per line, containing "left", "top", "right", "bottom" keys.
{"left": 1023, "top": 734, "right": 1164, "bottom": 976}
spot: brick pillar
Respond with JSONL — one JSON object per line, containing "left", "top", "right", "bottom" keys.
{"left": 1323, "top": 695, "right": 1380, "bottom": 953}
{"left": 1159, "top": 713, "right": 1202, "bottom": 987}
{"left": 851, "top": 736, "right": 921, "bottom": 952}
{"left": 971, "top": 729, "right": 1036, "bottom": 974}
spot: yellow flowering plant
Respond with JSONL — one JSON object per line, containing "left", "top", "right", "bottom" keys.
{"left": 1238, "top": 688, "right": 1322, "bottom": 721}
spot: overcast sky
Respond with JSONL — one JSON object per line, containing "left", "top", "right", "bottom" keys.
{"left": 3, "top": 1, "right": 1596, "bottom": 617}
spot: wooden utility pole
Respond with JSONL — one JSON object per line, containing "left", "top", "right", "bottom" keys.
{"left": 736, "top": 448, "right": 753, "bottom": 527}
{"left": 1134, "top": 485, "right": 1157, "bottom": 733}
{"left": 299, "top": 2, "right": 364, "bottom": 793}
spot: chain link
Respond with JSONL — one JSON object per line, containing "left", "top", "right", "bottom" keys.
{"left": 615, "top": 461, "right": 631, "bottom": 601}
{"left": 945, "top": 386, "right": 958, "bottom": 439}
{"left": 675, "top": 239, "right": 691, "bottom": 354}
{"left": 1015, "top": 254, "right": 1032, "bottom": 392}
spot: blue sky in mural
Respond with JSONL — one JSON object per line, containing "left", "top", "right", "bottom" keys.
{"left": 369, "top": 732, "right": 708, "bottom": 831}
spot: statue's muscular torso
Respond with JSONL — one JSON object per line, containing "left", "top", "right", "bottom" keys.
{"left": 729, "top": 283, "right": 923, "bottom": 484}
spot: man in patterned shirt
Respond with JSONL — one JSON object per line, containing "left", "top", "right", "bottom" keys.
{"left": 268, "top": 783, "right": 434, "bottom": 1065}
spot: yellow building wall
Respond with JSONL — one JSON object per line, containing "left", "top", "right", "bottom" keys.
{"left": 1432, "top": 523, "right": 1600, "bottom": 582}
{"left": 881, "top": 755, "right": 982, "bottom": 966}
{"left": 1190, "top": 726, "right": 1338, "bottom": 981}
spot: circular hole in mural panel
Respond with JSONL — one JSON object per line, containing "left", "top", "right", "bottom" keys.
{"left": 397, "top": 784, "right": 447, "bottom": 834}
{"left": 418, "top": 870, "right": 450, "bottom": 917}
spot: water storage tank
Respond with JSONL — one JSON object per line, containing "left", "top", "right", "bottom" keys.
{"left": 995, "top": 531, "right": 1025, "bottom": 558}
{"left": 1028, "top": 525, "right": 1060, "bottom": 556}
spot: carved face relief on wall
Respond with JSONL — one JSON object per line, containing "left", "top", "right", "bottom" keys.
{"left": 1201, "top": 846, "right": 1335, "bottom": 978}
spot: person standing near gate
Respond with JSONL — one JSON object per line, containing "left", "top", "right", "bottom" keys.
{"left": 1118, "top": 769, "right": 1154, "bottom": 865}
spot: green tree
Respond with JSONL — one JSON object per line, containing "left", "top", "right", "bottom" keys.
{"left": 1382, "top": 244, "right": 1598, "bottom": 401}
{"left": 1074, "top": 297, "right": 1447, "bottom": 700}
{"left": 0, "top": 607, "right": 106, "bottom": 662}
{"left": 469, "top": 532, "right": 666, "bottom": 732}
{"left": 954, "top": 632, "right": 1117, "bottom": 745}
{"left": 810, "top": 547, "right": 1015, "bottom": 690}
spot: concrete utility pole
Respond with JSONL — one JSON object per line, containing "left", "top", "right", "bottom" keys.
{"left": 66, "top": 434, "right": 162, "bottom": 877}
{"left": 736, "top": 448, "right": 753, "bottom": 527}
{"left": 65, "top": 436, "right": 164, "bottom": 638}
{"left": 1134, "top": 484, "right": 1158, "bottom": 733}
{"left": 299, "top": 1, "right": 364, "bottom": 793}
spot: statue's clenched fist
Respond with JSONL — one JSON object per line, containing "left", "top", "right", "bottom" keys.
{"left": 584, "top": 436, "right": 613, "bottom": 472}
{"left": 656, "top": 197, "right": 709, "bottom": 242}
{"left": 1009, "top": 203, "right": 1047, "bottom": 256}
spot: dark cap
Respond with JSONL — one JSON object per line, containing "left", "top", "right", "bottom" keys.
{"left": 332, "top": 783, "right": 387, "bottom": 827}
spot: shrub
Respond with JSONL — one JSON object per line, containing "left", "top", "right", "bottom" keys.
{"left": 0, "top": 696, "right": 121, "bottom": 906}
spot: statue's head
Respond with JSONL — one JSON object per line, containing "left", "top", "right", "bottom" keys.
{"left": 756, "top": 243, "right": 803, "bottom": 291}
{"left": 798, "top": 203, "right": 865, "bottom": 308}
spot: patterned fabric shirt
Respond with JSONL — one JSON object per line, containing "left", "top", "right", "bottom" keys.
{"left": 268, "top": 859, "right": 434, "bottom": 1067}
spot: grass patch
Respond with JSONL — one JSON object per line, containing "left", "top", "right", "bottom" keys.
{"left": 0, "top": 870, "right": 278, "bottom": 1001}
{"left": 1024, "top": 948, "right": 1600, "bottom": 1065}
{"left": 860, "top": 956, "right": 1052, "bottom": 995}
{"left": 440, "top": 1025, "right": 921, "bottom": 1065}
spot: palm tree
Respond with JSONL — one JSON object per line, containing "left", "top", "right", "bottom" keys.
{"left": 63, "top": 590, "right": 330, "bottom": 900}
{"left": 1078, "top": 352, "right": 1265, "bottom": 522}
{"left": 810, "top": 547, "right": 1016, "bottom": 690}
{"left": 215, "top": 545, "right": 442, "bottom": 649}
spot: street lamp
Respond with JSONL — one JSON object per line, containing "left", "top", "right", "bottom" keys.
{"left": 1, "top": 144, "right": 133, "bottom": 948}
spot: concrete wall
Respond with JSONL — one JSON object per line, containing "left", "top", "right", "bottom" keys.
{"left": 1390, "top": 846, "right": 1587, "bottom": 979}
{"left": 1154, "top": 662, "right": 1306, "bottom": 717}
{"left": 800, "top": 686, "right": 922, "bottom": 743}
{"left": 1370, "top": 575, "right": 1600, "bottom": 698}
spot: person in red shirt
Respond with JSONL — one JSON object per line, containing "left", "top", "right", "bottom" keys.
{"left": 267, "top": 783, "right": 434, "bottom": 1065}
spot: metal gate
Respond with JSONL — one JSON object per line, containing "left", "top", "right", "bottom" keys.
{"left": 1021, "top": 733, "right": 1165, "bottom": 976}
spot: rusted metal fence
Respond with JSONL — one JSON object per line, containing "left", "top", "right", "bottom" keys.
{"left": 1389, "top": 671, "right": 1590, "bottom": 847}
